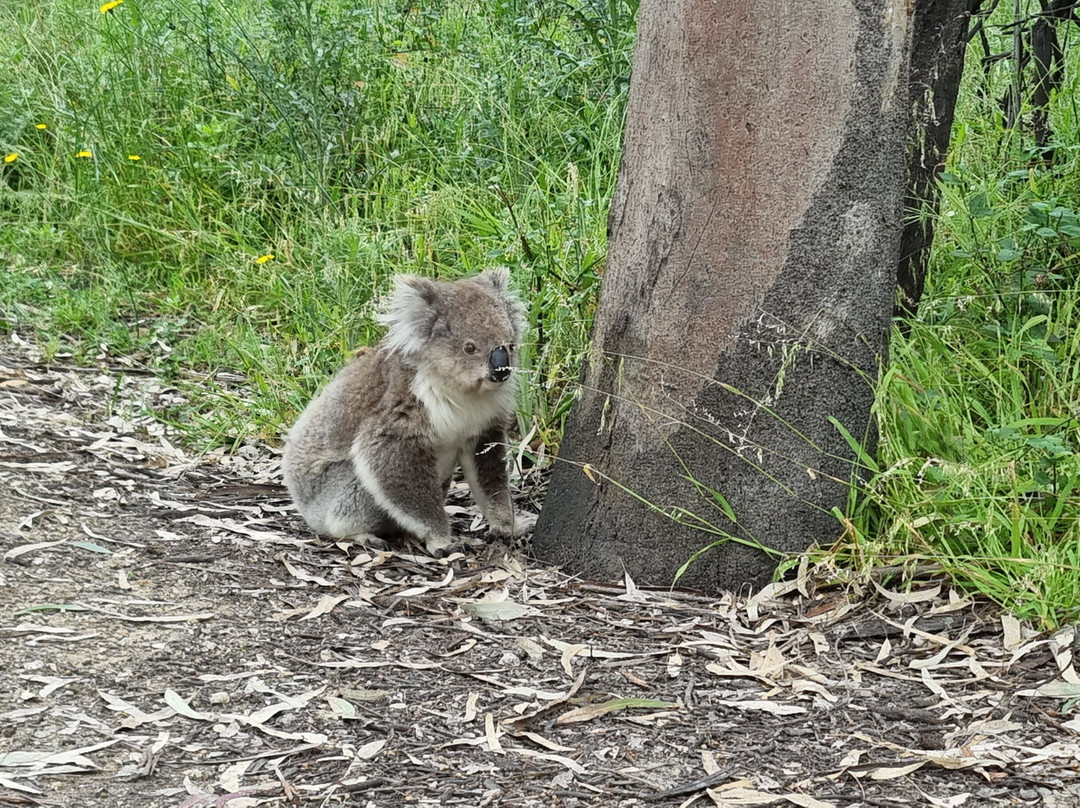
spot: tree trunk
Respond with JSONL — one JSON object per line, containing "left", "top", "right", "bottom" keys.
{"left": 896, "top": 0, "right": 973, "bottom": 319}
{"left": 532, "top": 0, "right": 914, "bottom": 592}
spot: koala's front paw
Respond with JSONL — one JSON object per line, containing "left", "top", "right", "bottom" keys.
{"left": 488, "top": 509, "right": 538, "bottom": 538}
{"left": 424, "top": 533, "right": 458, "bottom": 557}
{"left": 513, "top": 511, "right": 538, "bottom": 535}
{"left": 348, "top": 533, "right": 391, "bottom": 552}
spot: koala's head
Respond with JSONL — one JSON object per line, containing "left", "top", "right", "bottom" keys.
{"left": 378, "top": 269, "right": 526, "bottom": 394}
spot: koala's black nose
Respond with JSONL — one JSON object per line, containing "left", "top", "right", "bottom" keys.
{"left": 489, "top": 345, "right": 512, "bottom": 382}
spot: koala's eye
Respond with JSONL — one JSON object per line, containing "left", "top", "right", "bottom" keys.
{"left": 463, "top": 341, "right": 478, "bottom": 355}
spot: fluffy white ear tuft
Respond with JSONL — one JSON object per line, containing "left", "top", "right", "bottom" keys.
{"left": 478, "top": 267, "right": 511, "bottom": 293}
{"left": 377, "top": 275, "right": 439, "bottom": 357}
{"left": 482, "top": 268, "right": 526, "bottom": 341}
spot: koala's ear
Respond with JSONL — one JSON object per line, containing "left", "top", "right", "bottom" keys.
{"left": 478, "top": 267, "right": 511, "bottom": 293}
{"left": 479, "top": 268, "right": 526, "bottom": 342}
{"left": 378, "top": 275, "right": 441, "bottom": 356}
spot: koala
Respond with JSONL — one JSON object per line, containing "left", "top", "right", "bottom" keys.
{"left": 282, "top": 269, "right": 537, "bottom": 556}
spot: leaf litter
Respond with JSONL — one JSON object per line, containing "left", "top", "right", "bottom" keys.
{"left": 2, "top": 339, "right": 1080, "bottom": 806}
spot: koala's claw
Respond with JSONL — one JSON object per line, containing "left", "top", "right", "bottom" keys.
{"left": 348, "top": 533, "right": 391, "bottom": 552}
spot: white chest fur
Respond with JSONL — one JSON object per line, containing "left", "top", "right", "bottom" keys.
{"left": 411, "top": 369, "right": 516, "bottom": 448}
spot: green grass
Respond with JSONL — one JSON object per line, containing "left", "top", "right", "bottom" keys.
{"left": 843, "top": 180, "right": 1080, "bottom": 625}
{"left": 833, "top": 10, "right": 1080, "bottom": 626}
{"left": 0, "top": 0, "right": 630, "bottom": 446}
{"left": 2, "top": 0, "right": 1079, "bottom": 625}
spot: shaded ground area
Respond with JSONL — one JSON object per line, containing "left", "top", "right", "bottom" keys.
{"left": 2, "top": 338, "right": 1080, "bottom": 807}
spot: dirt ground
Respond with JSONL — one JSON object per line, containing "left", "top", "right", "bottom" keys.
{"left": 2, "top": 338, "right": 1080, "bottom": 808}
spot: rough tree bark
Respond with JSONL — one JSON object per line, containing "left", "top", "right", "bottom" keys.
{"left": 532, "top": 0, "right": 915, "bottom": 592}
{"left": 896, "top": 0, "right": 973, "bottom": 318}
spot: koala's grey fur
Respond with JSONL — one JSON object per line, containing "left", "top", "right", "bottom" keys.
{"left": 282, "top": 269, "right": 536, "bottom": 556}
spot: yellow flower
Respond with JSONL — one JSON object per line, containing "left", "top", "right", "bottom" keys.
{"left": 4, "top": 153, "right": 17, "bottom": 164}
{"left": 255, "top": 254, "right": 275, "bottom": 264}
{"left": 76, "top": 150, "right": 93, "bottom": 158}
{"left": 36, "top": 123, "right": 47, "bottom": 130}
{"left": 128, "top": 154, "right": 141, "bottom": 161}
{"left": 100, "top": 0, "right": 124, "bottom": 13}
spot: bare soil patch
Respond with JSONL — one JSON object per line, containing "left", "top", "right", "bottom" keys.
{"left": 2, "top": 339, "right": 1079, "bottom": 807}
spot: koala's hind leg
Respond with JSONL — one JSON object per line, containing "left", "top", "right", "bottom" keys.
{"left": 460, "top": 428, "right": 537, "bottom": 538}
{"left": 351, "top": 440, "right": 456, "bottom": 556}
{"left": 288, "top": 460, "right": 395, "bottom": 546}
